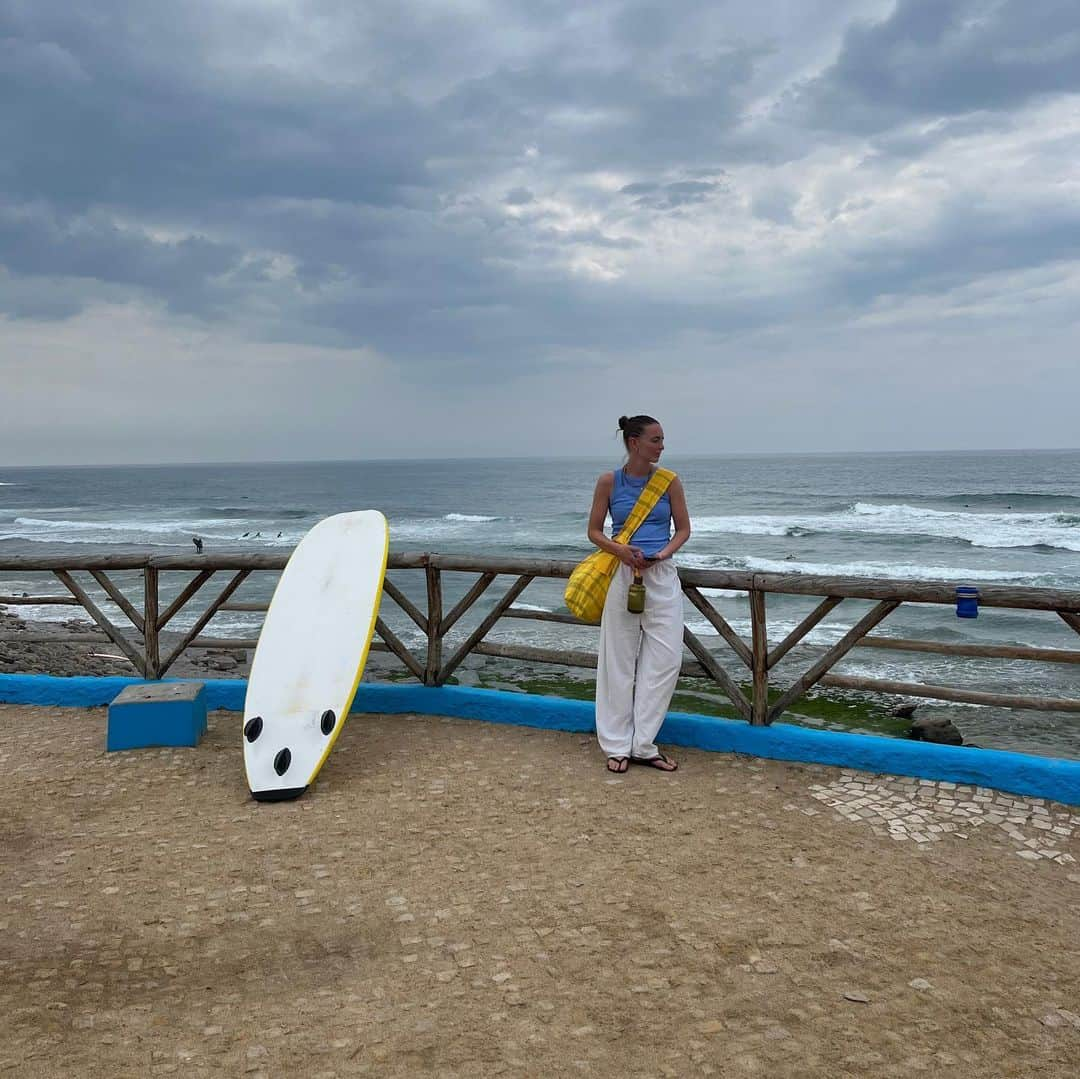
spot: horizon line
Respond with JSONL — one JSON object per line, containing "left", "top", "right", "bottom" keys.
{"left": 3, "top": 445, "right": 1080, "bottom": 471}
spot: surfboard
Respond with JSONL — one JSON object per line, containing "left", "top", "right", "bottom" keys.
{"left": 243, "top": 510, "right": 389, "bottom": 802}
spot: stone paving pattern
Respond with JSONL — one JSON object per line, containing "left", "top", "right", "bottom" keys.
{"left": 1, "top": 704, "right": 1078, "bottom": 1078}
{"left": 805, "top": 775, "right": 1079, "bottom": 861}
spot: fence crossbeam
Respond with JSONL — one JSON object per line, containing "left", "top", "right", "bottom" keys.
{"left": 438, "top": 575, "right": 534, "bottom": 685}
{"left": 2, "top": 554, "right": 1078, "bottom": 726}
{"left": 53, "top": 570, "right": 146, "bottom": 676}
{"left": 767, "top": 600, "right": 901, "bottom": 723}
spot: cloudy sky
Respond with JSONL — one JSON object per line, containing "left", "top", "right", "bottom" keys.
{"left": 2, "top": 0, "right": 1079, "bottom": 464}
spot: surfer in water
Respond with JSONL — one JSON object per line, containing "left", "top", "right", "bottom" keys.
{"left": 586, "top": 414, "right": 691, "bottom": 774}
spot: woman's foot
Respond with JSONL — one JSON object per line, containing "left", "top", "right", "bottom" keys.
{"left": 631, "top": 753, "right": 678, "bottom": 772}
{"left": 606, "top": 756, "right": 630, "bottom": 773}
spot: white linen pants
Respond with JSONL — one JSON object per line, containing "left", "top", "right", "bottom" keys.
{"left": 595, "top": 559, "right": 684, "bottom": 759}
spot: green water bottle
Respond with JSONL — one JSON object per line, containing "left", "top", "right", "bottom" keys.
{"left": 627, "top": 572, "right": 645, "bottom": 614}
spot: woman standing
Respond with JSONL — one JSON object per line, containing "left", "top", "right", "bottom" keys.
{"left": 587, "top": 415, "right": 691, "bottom": 773}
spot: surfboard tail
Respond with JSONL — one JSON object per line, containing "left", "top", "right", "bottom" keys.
{"left": 250, "top": 786, "right": 308, "bottom": 803}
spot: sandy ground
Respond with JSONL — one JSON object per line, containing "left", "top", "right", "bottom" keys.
{"left": 1, "top": 704, "right": 1078, "bottom": 1078}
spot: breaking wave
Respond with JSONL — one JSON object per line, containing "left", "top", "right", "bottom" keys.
{"left": 2, "top": 516, "right": 302, "bottom": 547}
{"left": 676, "top": 551, "right": 1059, "bottom": 584}
{"left": 692, "top": 502, "right": 1080, "bottom": 552}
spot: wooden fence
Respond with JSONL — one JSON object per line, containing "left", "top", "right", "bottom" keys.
{"left": 2, "top": 552, "right": 1080, "bottom": 725}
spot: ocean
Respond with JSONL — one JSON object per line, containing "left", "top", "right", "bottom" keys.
{"left": 2, "top": 450, "right": 1079, "bottom": 758}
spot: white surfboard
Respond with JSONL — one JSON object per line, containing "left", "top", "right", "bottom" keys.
{"left": 243, "top": 510, "right": 389, "bottom": 801}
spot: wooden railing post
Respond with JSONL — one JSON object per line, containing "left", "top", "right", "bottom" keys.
{"left": 143, "top": 567, "right": 160, "bottom": 680}
{"left": 750, "top": 588, "right": 769, "bottom": 725}
{"left": 424, "top": 561, "right": 442, "bottom": 686}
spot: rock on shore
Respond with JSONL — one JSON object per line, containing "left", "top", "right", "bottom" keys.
{"left": 0, "top": 607, "right": 241, "bottom": 680}
{"left": 0, "top": 607, "right": 419, "bottom": 683}
{"left": 908, "top": 712, "right": 965, "bottom": 746}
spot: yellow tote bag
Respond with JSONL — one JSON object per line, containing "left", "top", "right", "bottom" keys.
{"left": 564, "top": 468, "right": 675, "bottom": 624}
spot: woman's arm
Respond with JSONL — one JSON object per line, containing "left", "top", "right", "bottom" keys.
{"left": 587, "top": 472, "right": 646, "bottom": 569}
{"left": 654, "top": 477, "right": 691, "bottom": 561}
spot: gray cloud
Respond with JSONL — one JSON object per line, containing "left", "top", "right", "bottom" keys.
{"left": 504, "top": 188, "right": 536, "bottom": 206}
{"left": 751, "top": 186, "right": 798, "bottom": 225}
{"left": 2, "top": 0, "right": 1080, "bottom": 460}
{"left": 621, "top": 178, "right": 726, "bottom": 210}
{"left": 828, "top": 199, "right": 1080, "bottom": 309}
{"left": 792, "top": 0, "right": 1080, "bottom": 131}
{"left": 0, "top": 0, "right": 762, "bottom": 348}
{"left": 0, "top": 205, "right": 244, "bottom": 316}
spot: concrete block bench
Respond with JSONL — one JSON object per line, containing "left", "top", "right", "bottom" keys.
{"left": 107, "top": 681, "right": 207, "bottom": 751}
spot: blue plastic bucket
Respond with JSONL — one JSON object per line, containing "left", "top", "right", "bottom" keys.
{"left": 956, "top": 586, "right": 979, "bottom": 619}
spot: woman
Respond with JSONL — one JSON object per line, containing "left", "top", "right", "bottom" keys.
{"left": 587, "top": 415, "right": 691, "bottom": 774}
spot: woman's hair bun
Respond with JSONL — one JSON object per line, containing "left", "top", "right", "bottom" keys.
{"left": 616, "top": 414, "right": 660, "bottom": 446}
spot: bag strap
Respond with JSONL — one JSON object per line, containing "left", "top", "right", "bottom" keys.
{"left": 613, "top": 467, "right": 676, "bottom": 545}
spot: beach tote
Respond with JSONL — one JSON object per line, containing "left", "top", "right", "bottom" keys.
{"left": 564, "top": 468, "right": 676, "bottom": 624}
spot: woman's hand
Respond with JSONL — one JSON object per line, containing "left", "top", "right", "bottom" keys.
{"left": 615, "top": 543, "right": 647, "bottom": 570}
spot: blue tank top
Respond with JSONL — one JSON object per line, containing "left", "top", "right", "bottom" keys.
{"left": 609, "top": 468, "right": 673, "bottom": 557}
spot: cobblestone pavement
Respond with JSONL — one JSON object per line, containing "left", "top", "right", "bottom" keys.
{"left": 804, "top": 774, "right": 1078, "bottom": 862}
{"left": 1, "top": 704, "right": 1077, "bottom": 1078}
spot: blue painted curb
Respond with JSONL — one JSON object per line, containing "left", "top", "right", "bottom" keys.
{"left": 2, "top": 674, "right": 1078, "bottom": 806}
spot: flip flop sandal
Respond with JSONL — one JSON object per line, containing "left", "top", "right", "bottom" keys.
{"left": 606, "top": 756, "right": 630, "bottom": 773}
{"left": 630, "top": 753, "right": 678, "bottom": 771}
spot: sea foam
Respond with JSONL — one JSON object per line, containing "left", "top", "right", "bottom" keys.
{"left": 5, "top": 516, "right": 303, "bottom": 547}
{"left": 692, "top": 503, "right": 1080, "bottom": 552}
{"left": 740, "top": 557, "right": 1055, "bottom": 583}
{"left": 676, "top": 550, "right": 1059, "bottom": 584}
